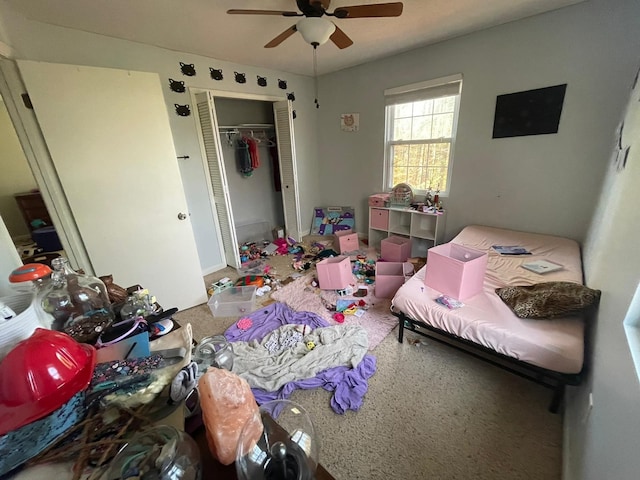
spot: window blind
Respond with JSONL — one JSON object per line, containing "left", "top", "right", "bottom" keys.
{"left": 384, "top": 74, "right": 462, "bottom": 106}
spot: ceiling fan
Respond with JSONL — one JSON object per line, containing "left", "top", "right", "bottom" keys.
{"left": 227, "top": 0, "right": 404, "bottom": 49}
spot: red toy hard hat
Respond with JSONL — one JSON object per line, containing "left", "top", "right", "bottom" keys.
{"left": 0, "top": 328, "right": 95, "bottom": 436}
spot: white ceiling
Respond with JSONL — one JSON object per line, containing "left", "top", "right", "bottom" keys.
{"left": 3, "top": 0, "right": 583, "bottom": 76}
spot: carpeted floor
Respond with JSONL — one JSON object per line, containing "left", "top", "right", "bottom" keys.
{"left": 173, "top": 237, "right": 563, "bottom": 480}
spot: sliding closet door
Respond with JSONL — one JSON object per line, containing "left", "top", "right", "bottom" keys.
{"left": 17, "top": 61, "right": 207, "bottom": 310}
{"left": 273, "top": 100, "right": 301, "bottom": 241}
{"left": 194, "top": 92, "right": 241, "bottom": 269}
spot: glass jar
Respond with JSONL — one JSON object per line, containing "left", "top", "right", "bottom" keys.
{"left": 236, "top": 400, "right": 319, "bottom": 480}
{"left": 119, "top": 289, "right": 155, "bottom": 322}
{"left": 8, "top": 263, "right": 54, "bottom": 328}
{"left": 37, "top": 257, "right": 114, "bottom": 343}
{"left": 106, "top": 425, "right": 201, "bottom": 480}
{"left": 193, "top": 335, "right": 234, "bottom": 373}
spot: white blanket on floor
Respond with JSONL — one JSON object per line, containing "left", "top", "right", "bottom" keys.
{"left": 230, "top": 324, "right": 368, "bottom": 391}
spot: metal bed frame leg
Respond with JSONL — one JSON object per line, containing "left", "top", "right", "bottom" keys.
{"left": 549, "top": 384, "right": 565, "bottom": 414}
{"left": 398, "top": 318, "right": 404, "bottom": 343}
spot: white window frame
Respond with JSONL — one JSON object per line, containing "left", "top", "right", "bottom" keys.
{"left": 383, "top": 74, "right": 462, "bottom": 197}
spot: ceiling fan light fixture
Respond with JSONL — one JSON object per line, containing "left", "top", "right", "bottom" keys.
{"left": 296, "top": 17, "right": 336, "bottom": 46}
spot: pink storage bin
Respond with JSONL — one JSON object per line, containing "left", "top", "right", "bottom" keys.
{"left": 424, "top": 243, "right": 488, "bottom": 301}
{"left": 370, "top": 209, "right": 389, "bottom": 230}
{"left": 381, "top": 236, "right": 412, "bottom": 262}
{"left": 334, "top": 229, "right": 359, "bottom": 254}
{"left": 316, "top": 256, "right": 354, "bottom": 290}
{"left": 375, "top": 261, "right": 414, "bottom": 299}
{"left": 369, "top": 193, "right": 390, "bottom": 207}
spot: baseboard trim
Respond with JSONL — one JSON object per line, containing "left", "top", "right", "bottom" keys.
{"left": 202, "top": 262, "right": 227, "bottom": 276}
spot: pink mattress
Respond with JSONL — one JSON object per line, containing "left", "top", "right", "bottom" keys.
{"left": 391, "top": 225, "right": 585, "bottom": 374}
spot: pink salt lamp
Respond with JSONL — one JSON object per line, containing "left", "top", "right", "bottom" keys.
{"left": 198, "top": 368, "right": 262, "bottom": 465}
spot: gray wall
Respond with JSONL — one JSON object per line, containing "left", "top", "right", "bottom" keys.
{"left": 214, "top": 97, "right": 284, "bottom": 237}
{"left": 316, "top": 0, "right": 640, "bottom": 243}
{"left": 0, "top": 6, "right": 320, "bottom": 273}
{"left": 564, "top": 64, "right": 640, "bottom": 480}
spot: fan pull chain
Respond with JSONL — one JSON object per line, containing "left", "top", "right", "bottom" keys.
{"left": 313, "top": 45, "right": 319, "bottom": 109}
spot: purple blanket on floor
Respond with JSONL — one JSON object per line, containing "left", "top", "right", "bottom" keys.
{"left": 224, "top": 302, "right": 377, "bottom": 414}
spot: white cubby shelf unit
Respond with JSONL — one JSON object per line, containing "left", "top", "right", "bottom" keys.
{"left": 368, "top": 207, "right": 447, "bottom": 257}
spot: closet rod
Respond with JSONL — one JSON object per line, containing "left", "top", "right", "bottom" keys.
{"left": 218, "top": 123, "right": 274, "bottom": 132}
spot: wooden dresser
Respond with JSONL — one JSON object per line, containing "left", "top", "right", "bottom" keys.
{"left": 14, "top": 190, "right": 52, "bottom": 231}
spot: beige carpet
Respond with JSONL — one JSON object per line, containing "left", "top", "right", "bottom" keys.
{"left": 173, "top": 239, "right": 562, "bottom": 480}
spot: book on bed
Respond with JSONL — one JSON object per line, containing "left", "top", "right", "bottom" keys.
{"left": 492, "top": 245, "right": 531, "bottom": 255}
{"left": 521, "top": 259, "right": 563, "bottom": 274}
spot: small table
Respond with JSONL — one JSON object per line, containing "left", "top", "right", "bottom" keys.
{"left": 191, "top": 420, "right": 336, "bottom": 479}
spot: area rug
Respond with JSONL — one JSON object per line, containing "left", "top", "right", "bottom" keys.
{"left": 270, "top": 274, "right": 398, "bottom": 350}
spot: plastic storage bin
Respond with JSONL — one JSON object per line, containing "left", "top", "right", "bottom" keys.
{"left": 424, "top": 243, "right": 488, "bottom": 301}
{"left": 374, "top": 262, "right": 413, "bottom": 298}
{"left": 31, "top": 226, "right": 63, "bottom": 252}
{"left": 316, "top": 256, "right": 353, "bottom": 290}
{"left": 381, "top": 236, "right": 412, "bottom": 262}
{"left": 207, "top": 286, "right": 256, "bottom": 317}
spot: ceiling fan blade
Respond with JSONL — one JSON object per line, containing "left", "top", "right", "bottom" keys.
{"left": 227, "top": 9, "right": 300, "bottom": 16}
{"left": 264, "top": 25, "right": 298, "bottom": 48}
{"left": 330, "top": 25, "right": 354, "bottom": 49}
{"left": 333, "top": 2, "right": 403, "bottom": 18}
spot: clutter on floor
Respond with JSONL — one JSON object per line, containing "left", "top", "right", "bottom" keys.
{"left": 207, "top": 230, "right": 421, "bottom": 326}
{"left": 0, "top": 225, "right": 419, "bottom": 477}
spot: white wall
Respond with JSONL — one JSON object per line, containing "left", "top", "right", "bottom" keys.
{"left": 0, "top": 97, "right": 37, "bottom": 238}
{"left": 0, "top": 214, "right": 21, "bottom": 296}
{"left": 562, "top": 65, "right": 640, "bottom": 479}
{"left": 316, "top": 0, "right": 640, "bottom": 243}
{"left": 0, "top": 5, "right": 320, "bottom": 273}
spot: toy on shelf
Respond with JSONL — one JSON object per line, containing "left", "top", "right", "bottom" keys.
{"left": 390, "top": 183, "right": 413, "bottom": 207}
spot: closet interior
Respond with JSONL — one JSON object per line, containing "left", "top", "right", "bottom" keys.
{"left": 215, "top": 97, "right": 285, "bottom": 248}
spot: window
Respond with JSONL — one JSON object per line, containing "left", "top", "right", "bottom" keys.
{"left": 384, "top": 74, "right": 462, "bottom": 195}
{"left": 624, "top": 281, "right": 640, "bottom": 385}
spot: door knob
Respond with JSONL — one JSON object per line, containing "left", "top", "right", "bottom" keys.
{"left": 178, "top": 212, "right": 188, "bottom": 220}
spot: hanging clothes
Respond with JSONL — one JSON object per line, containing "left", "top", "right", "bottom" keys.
{"left": 246, "top": 136, "right": 260, "bottom": 170}
{"left": 269, "top": 138, "right": 281, "bottom": 192}
{"left": 237, "top": 138, "right": 252, "bottom": 177}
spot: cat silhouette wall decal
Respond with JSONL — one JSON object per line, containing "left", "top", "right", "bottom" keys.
{"left": 180, "top": 62, "right": 196, "bottom": 76}
{"left": 169, "top": 79, "right": 186, "bottom": 93}
{"left": 175, "top": 104, "right": 191, "bottom": 116}
{"left": 210, "top": 68, "right": 223, "bottom": 81}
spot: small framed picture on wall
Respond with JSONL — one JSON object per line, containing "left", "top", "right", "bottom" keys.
{"left": 340, "top": 113, "right": 359, "bottom": 132}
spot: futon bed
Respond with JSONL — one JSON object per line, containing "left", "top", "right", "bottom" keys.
{"left": 391, "top": 225, "right": 591, "bottom": 412}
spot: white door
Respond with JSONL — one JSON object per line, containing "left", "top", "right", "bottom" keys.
{"left": 17, "top": 61, "right": 207, "bottom": 310}
{"left": 273, "top": 100, "right": 301, "bottom": 241}
{"left": 194, "top": 92, "right": 241, "bottom": 269}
